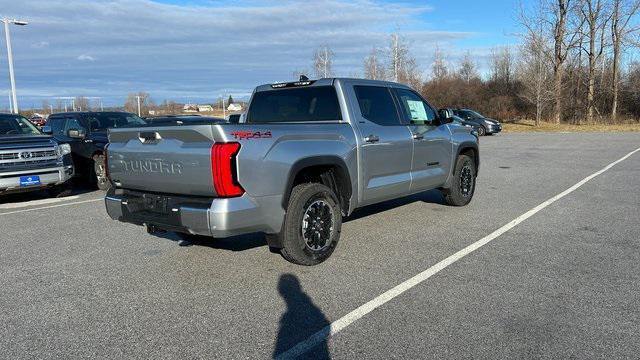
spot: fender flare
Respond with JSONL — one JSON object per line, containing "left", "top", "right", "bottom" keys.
{"left": 444, "top": 142, "right": 479, "bottom": 189}
{"left": 282, "top": 155, "right": 352, "bottom": 211}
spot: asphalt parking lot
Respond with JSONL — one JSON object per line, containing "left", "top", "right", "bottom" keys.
{"left": 1, "top": 132, "right": 639, "bottom": 359}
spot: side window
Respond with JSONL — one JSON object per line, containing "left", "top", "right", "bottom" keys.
{"left": 49, "top": 118, "right": 66, "bottom": 137}
{"left": 353, "top": 85, "right": 401, "bottom": 126}
{"left": 64, "top": 117, "right": 85, "bottom": 133}
{"left": 50, "top": 117, "right": 85, "bottom": 136}
{"left": 393, "top": 89, "right": 437, "bottom": 125}
{"left": 459, "top": 111, "right": 472, "bottom": 119}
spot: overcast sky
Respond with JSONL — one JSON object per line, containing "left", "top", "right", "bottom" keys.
{"left": 0, "top": 0, "right": 518, "bottom": 109}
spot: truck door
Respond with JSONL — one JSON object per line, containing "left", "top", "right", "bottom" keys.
{"left": 49, "top": 115, "right": 90, "bottom": 167}
{"left": 351, "top": 85, "right": 413, "bottom": 205}
{"left": 392, "top": 88, "right": 451, "bottom": 191}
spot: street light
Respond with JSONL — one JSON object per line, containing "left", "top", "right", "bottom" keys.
{"left": 2, "top": 18, "right": 28, "bottom": 114}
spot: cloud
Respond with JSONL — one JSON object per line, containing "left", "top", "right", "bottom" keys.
{"left": 77, "top": 54, "right": 96, "bottom": 61}
{"left": 1, "top": 0, "right": 480, "bottom": 105}
{"left": 31, "top": 41, "right": 49, "bottom": 49}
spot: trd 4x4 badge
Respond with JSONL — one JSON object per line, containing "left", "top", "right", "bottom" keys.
{"left": 230, "top": 131, "right": 272, "bottom": 140}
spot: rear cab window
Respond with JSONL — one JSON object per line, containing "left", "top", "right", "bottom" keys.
{"left": 247, "top": 86, "right": 342, "bottom": 123}
{"left": 353, "top": 85, "right": 401, "bottom": 126}
{"left": 85, "top": 113, "right": 146, "bottom": 131}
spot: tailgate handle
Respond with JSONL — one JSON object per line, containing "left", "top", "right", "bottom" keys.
{"left": 138, "top": 131, "right": 161, "bottom": 144}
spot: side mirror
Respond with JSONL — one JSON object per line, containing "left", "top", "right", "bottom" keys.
{"left": 67, "top": 128, "right": 86, "bottom": 139}
{"left": 41, "top": 126, "right": 52, "bottom": 134}
{"left": 438, "top": 109, "right": 454, "bottom": 124}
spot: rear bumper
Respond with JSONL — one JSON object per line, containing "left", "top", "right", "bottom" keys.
{"left": 0, "top": 165, "right": 74, "bottom": 194}
{"left": 105, "top": 189, "right": 284, "bottom": 238}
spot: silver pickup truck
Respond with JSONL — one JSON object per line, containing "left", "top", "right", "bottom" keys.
{"left": 105, "top": 78, "right": 479, "bottom": 265}
{"left": 1, "top": 113, "right": 74, "bottom": 196}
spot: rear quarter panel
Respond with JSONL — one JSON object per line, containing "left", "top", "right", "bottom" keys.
{"left": 225, "top": 123, "right": 358, "bottom": 200}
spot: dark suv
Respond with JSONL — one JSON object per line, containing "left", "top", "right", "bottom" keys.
{"left": 43, "top": 111, "right": 146, "bottom": 190}
{"left": 448, "top": 108, "right": 501, "bottom": 136}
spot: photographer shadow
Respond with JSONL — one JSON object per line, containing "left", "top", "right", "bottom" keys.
{"left": 273, "top": 274, "right": 330, "bottom": 359}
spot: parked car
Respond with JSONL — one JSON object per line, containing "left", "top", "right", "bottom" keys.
{"left": 28, "top": 115, "right": 47, "bottom": 128}
{"left": 445, "top": 108, "right": 501, "bottom": 136}
{"left": 43, "top": 111, "right": 147, "bottom": 190}
{"left": 145, "top": 115, "right": 227, "bottom": 126}
{"left": 104, "top": 78, "right": 479, "bottom": 265}
{"left": 0, "top": 113, "right": 73, "bottom": 196}
{"left": 438, "top": 109, "right": 482, "bottom": 133}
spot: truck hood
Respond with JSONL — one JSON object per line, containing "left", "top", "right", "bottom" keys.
{"left": 0, "top": 135, "right": 57, "bottom": 149}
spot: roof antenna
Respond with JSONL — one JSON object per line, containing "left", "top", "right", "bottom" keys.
{"left": 299, "top": 74, "right": 309, "bottom": 81}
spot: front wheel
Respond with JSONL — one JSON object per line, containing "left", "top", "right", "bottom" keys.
{"left": 441, "top": 154, "right": 476, "bottom": 206}
{"left": 92, "top": 154, "right": 111, "bottom": 191}
{"left": 477, "top": 126, "right": 486, "bottom": 136}
{"left": 274, "top": 183, "right": 342, "bottom": 266}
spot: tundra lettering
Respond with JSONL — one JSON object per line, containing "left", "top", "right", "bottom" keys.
{"left": 122, "top": 159, "right": 184, "bottom": 175}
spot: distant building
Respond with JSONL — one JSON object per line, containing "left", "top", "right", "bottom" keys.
{"left": 183, "top": 104, "right": 198, "bottom": 113}
{"left": 227, "top": 103, "right": 242, "bottom": 111}
{"left": 197, "top": 104, "right": 213, "bottom": 112}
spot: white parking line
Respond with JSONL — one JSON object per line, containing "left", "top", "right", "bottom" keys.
{"left": 0, "top": 198, "right": 103, "bottom": 216}
{"left": 276, "top": 146, "right": 640, "bottom": 360}
{"left": 0, "top": 195, "right": 80, "bottom": 209}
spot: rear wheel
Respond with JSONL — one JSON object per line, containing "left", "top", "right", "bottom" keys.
{"left": 92, "top": 154, "right": 111, "bottom": 191}
{"left": 273, "top": 183, "right": 342, "bottom": 266}
{"left": 441, "top": 154, "right": 476, "bottom": 206}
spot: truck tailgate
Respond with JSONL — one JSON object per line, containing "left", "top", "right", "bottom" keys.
{"left": 107, "top": 126, "right": 218, "bottom": 196}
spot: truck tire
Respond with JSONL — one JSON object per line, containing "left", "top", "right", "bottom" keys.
{"left": 442, "top": 154, "right": 476, "bottom": 206}
{"left": 276, "top": 182, "right": 342, "bottom": 266}
{"left": 92, "top": 154, "right": 111, "bottom": 191}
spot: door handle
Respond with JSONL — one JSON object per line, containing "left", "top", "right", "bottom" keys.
{"left": 364, "top": 135, "right": 379, "bottom": 143}
{"left": 412, "top": 133, "right": 424, "bottom": 140}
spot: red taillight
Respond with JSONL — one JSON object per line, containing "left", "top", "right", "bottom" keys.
{"left": 211, "top": 142, "right": 244, "bottom": 197}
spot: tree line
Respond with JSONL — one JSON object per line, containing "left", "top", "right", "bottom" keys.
{"left": 311, "top": 0, "right": 640, "bottom": 125}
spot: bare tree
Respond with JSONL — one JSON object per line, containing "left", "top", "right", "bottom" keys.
{"left": 75, "top": 96, "right": 90, "bottom": 111}
{"left": 41, "top": 100, "right": 50, "bottom": 114}
{"left": 431, "top": 45, "right": 449, "bottom": 81}
{"left": 490, "top": 46, "right": 515, "bottom": 85}
{"left": 550, "top": 0, "right": 571, "bottom": 123}
{"left": 313, "top": 45, "right": 334, "bottom": 78}
{"left": 610, "top": 0, "right": 640, "bottom": 120}
{"left": 457, "top": 51, "right": 479, "bottom": 83}
{"left": 579, "top": 0, "right": 611, "bottom": 123}
{"left": 363, "top": 47, "right": 386, "bottom": 80}
{"left": 162, "top": 100, "right": 182, "bottom": 115}
{"left": 518, "top": 25, "right": 554, "bottom": 126}
{"left": 388, "top": 33, "right": 421, "bottom": 87}
{"left": 124, "top": 92, "right": 151, "bottom": 115}
{"left": 518, "top": 0, "right": 584, "bottom": 123}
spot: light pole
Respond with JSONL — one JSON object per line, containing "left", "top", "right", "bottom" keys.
{"left": 2, "top": 18, "right": 27, "bottom": 114}
{"left": 136, "top": 95, "right": 141, "bottom": 116}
